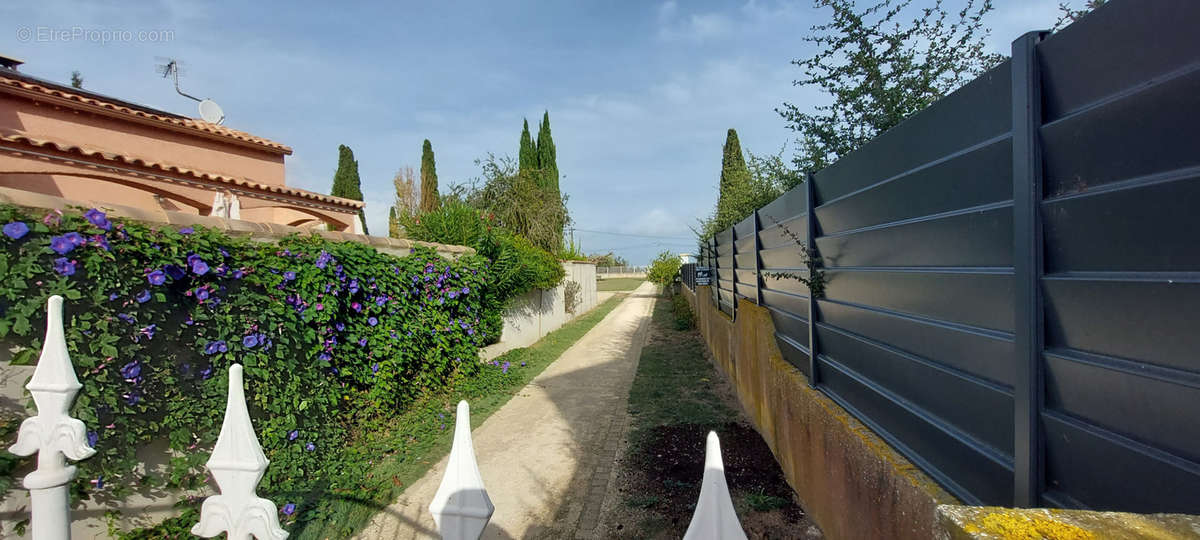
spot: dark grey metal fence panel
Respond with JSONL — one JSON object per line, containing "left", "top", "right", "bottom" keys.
{"left": 814, "top": 138, "right": 1013, "bottom": 235}
{"left": 1040, "top": 67, "right": 1200, "bottom": 197}
{"left": 815, "top": 352, "right": 1014, "bottom": 505}
{"left": 822, "top": 270, "right": 1015, "bottom": 333}
{"left": 1044, "top": 351, "right": 1200, "bottom": 464}
{"left": 1042, "top": 412, "right": 1200, "bottom": 514}
{"left": 814, "top": 207, "right": 1012, "bottom": 268}
{"left": 694, "top": 0, "right": 1198, "bottom": 511}
{"left": 734, "top": 214, "right": 757, "bottom": 239}
{"left": 1037, "top": 0, "right": 1200, "bottom": 123}
{"left": 812, "top": 61, "right": 1011, "bottom": 205}
{"left": 818, "top": 300, "right": 1014, "bottom": 387}
{"left": 1043, "top": 174, "right": 1200, "bottom": 273}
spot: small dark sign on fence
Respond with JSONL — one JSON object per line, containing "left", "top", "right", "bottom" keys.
{"left": 695, "top": 267, "right": 712, "bottom": 286}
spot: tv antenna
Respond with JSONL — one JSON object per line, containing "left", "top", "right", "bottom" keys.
{"left": 155, "top": 57, "right": 225, "bottom": 124}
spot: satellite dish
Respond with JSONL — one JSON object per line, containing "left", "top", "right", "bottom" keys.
{"left": 198, "top": 99, "right": 225, "bottom": 124}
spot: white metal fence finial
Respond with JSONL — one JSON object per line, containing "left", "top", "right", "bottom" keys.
{"left": 682, "top": 431, "right": 748, "bottom": 540}
{"left": 9, "top": 295, "right": 96, "bottom": 540}
{"left": 429, "top": 400, "right": 494, "bottom": 540}
{"left": 192, "top": 364, "right": 288, "bottom": 540}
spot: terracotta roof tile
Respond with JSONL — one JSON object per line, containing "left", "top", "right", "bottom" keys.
{"left": 0, "top": 132, "right": 362, "bottom": 209}
{"left": 0, "top": 74, "right": 293, "bottom": 154}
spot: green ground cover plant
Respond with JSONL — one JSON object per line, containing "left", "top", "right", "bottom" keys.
{"left": 0, "top": 203, "right": 509, "bottom": 534}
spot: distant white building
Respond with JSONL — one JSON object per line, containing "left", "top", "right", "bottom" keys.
{"left": 679, "top": 253, "right": 697, "bottom": 264}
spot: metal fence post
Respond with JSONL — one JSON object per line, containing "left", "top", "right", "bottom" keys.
{"left": 1012, "top": 30, "right": 1048, "bottom": 508}
{"left": 10, "top": 295, "right": 96, "bottom": 540}
{"left": 805, "top": 173, "right": 820, "bottom": 387}
{"left": 192, "top": 364, "right": 288, "bottom": 539}
{"left": 729, "top": 227, "right": 737, "bottom": 319}
{"left": 753, "top": 210, "right": 763, "bottom": 305}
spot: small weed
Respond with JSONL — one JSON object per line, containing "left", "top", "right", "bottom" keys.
{"left": 625, "top": 494, "right": 663, "bottom": 509}
{"left": 744, "top": 488, "right": 791, "bottom": 512}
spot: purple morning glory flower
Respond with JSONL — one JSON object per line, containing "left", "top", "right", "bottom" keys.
{"left": 191, "top": 259, "right": 209, "bottom": 276}
{"left": 467, "top": 328, "right": 475, "bottom": 336}
{"left": 461, "top": 286, "right": 470, "bottom": 294}
{"left": 117, "top": 313, "right": 136, "bottom": 324}
{"left": 147, "top": 270, "right": 166, "bottom": 286}
{"left": 282, "top": 503, "right": 296, "bottom": 516}
{"left": 501, "top": 361, "right": 510, "bottom": 374}
{"left": 120, "top": 361, "right": 141, "bottom": 379}
{"left": 164, "top": 264, "right": 186, "bottom": 280}
{"left": 49, "top": 235, "right": 75, "bottom": 255}
{"left": 371, "top": 363, "right": 380, "bottom": 373}
{"left": 84, "top": 209, "right": 111, "bottom": 230}
{"left": 348, "top": 279, "right": 359, "bottom": 294}
{"left": 242, "top": 334, "right": 259, "bottom": 348}
{"left": 368, "top": 317, "right": 378, "bottom": 326}
{"left": 135, "top": 289, "right": 151, "bottom": 303}
{"left": 201, "top": 366, "right": 213, "bottom": 379}
{"left": 305, "top": 442, "right": 315, "bottom": 451}
{"left": 2, "top": 222, "right": 29, "bottom": 239}
{"left": 63, "top": 232, "right": 85, "bottom": 247}
{"left": 283, "top": 271, "right": 296, "bottom": 281}
{"left": 140, "top": 324, "right": 156, "bottom": 340}
{"left": 288, "top": 430, "right": 299, "bottom": 441}
{"left": 521, "top": 362, "right": 526, "bottom": 367}
{"left": 109, "top": 292, "right": 119, "bottom": 301}
{"left": 335, "top": 322, "right": 345, "bottom": 332}
{"left": 90, "top": 234, "right": 109, "bottom": 251}
{"left": 315, "top": 250, "right": 332, "bottom": 269}
{"left": 195, "top": 288, "right": 210, "bottom": 301}
{"left": 93, "top": 476, "right": 104, "bottom": 489}
{"left": 351, "top": 302, "right": 362, "bottom": 312}
{"left": 375, "top": 296, "right": 387, "bottom": 306}
{"left": 318, "top": 352, "right": 331, "bottom": 362}
{"left": 87, "top": 430, "right": 99, "bottom": 447}
{"left": 179, "top": 227, "right": 194, "bottom": 235}
{"left": 204, "top": 341, "right": 226, "bottom": 355}
{"left": 124, "top": 392, "right": 140, "bottom": 405}
{"left": 358, "top": 338, "right": 367, "bottom": 346}
{"left": 232, "top": 269, "right": 244, "bottom": 279}
{"left": 52, "top": 257, "right": 76, "bottom": 276}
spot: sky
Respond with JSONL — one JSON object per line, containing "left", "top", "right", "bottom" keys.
{"left": 2, "top": 0, "right": 1062, "bottom": 265}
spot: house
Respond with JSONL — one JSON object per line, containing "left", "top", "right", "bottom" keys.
{"left": 0, "top": 55, "right": 364, "bottom": 232}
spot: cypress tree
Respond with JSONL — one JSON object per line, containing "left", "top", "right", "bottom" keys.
{"left": 518, "top": 119, "right": 537, "bottom": 178}
{"left": 388, "top": 206, "right": 399, "bottom": 238}
{"left": 331, "top": 144, "right": 367, "bottom": 234}
{"left": 419, "top": 139, "right": 439, "bottom": 213}
{"left": 536, "top": 111, "right": 558, "bottom": 193}
{"left": 717, "top": 129, "right": 751, "bottom": 224}
{"left": 536, "top": 111, "right": 563, "bottom": 249}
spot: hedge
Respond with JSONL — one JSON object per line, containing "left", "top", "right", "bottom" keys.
{"left": 0, "top": 204, "right": 506, "bottom": 530}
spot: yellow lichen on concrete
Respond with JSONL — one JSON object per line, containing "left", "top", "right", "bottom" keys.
{"left": 939, "top": 505, "right": 1200, "bottom": 540}
{"left": 964, "top": 511, "right": 1095, "bottom": 540}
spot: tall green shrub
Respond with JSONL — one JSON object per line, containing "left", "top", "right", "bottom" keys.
{"left": 647, "top": 250, "right": 683, "bottom": 294}
{"left": 420, "top": 140, "right": 439, "bottom": 213}
{"left": 331, "top": 144, "right": 367, "bottom": 234}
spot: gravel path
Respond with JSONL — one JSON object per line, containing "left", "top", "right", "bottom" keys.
{"left": 355, "top": 282, "right": 657, "bottom": 539}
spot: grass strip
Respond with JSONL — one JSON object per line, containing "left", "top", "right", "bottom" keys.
{"left": 597, "top": 277, "right": 646, "bottom": 291}
{"left": 294, "top": 292, "right": 629, "bottom": 538}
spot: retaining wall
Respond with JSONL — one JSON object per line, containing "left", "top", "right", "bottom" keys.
{"left": 480, "top": 262, "right": 598, "bottom": 361}
{"left": 683, "top": 285, "right": 1200, "bottom": 539}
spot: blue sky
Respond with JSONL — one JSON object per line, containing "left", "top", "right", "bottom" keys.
{"left": 2, "top": 0, "right": 1061, "bottom": 264}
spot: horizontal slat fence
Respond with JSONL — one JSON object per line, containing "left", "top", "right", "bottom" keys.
{"left": 694, "top": 0, "right": 1200, "bottom": 511}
